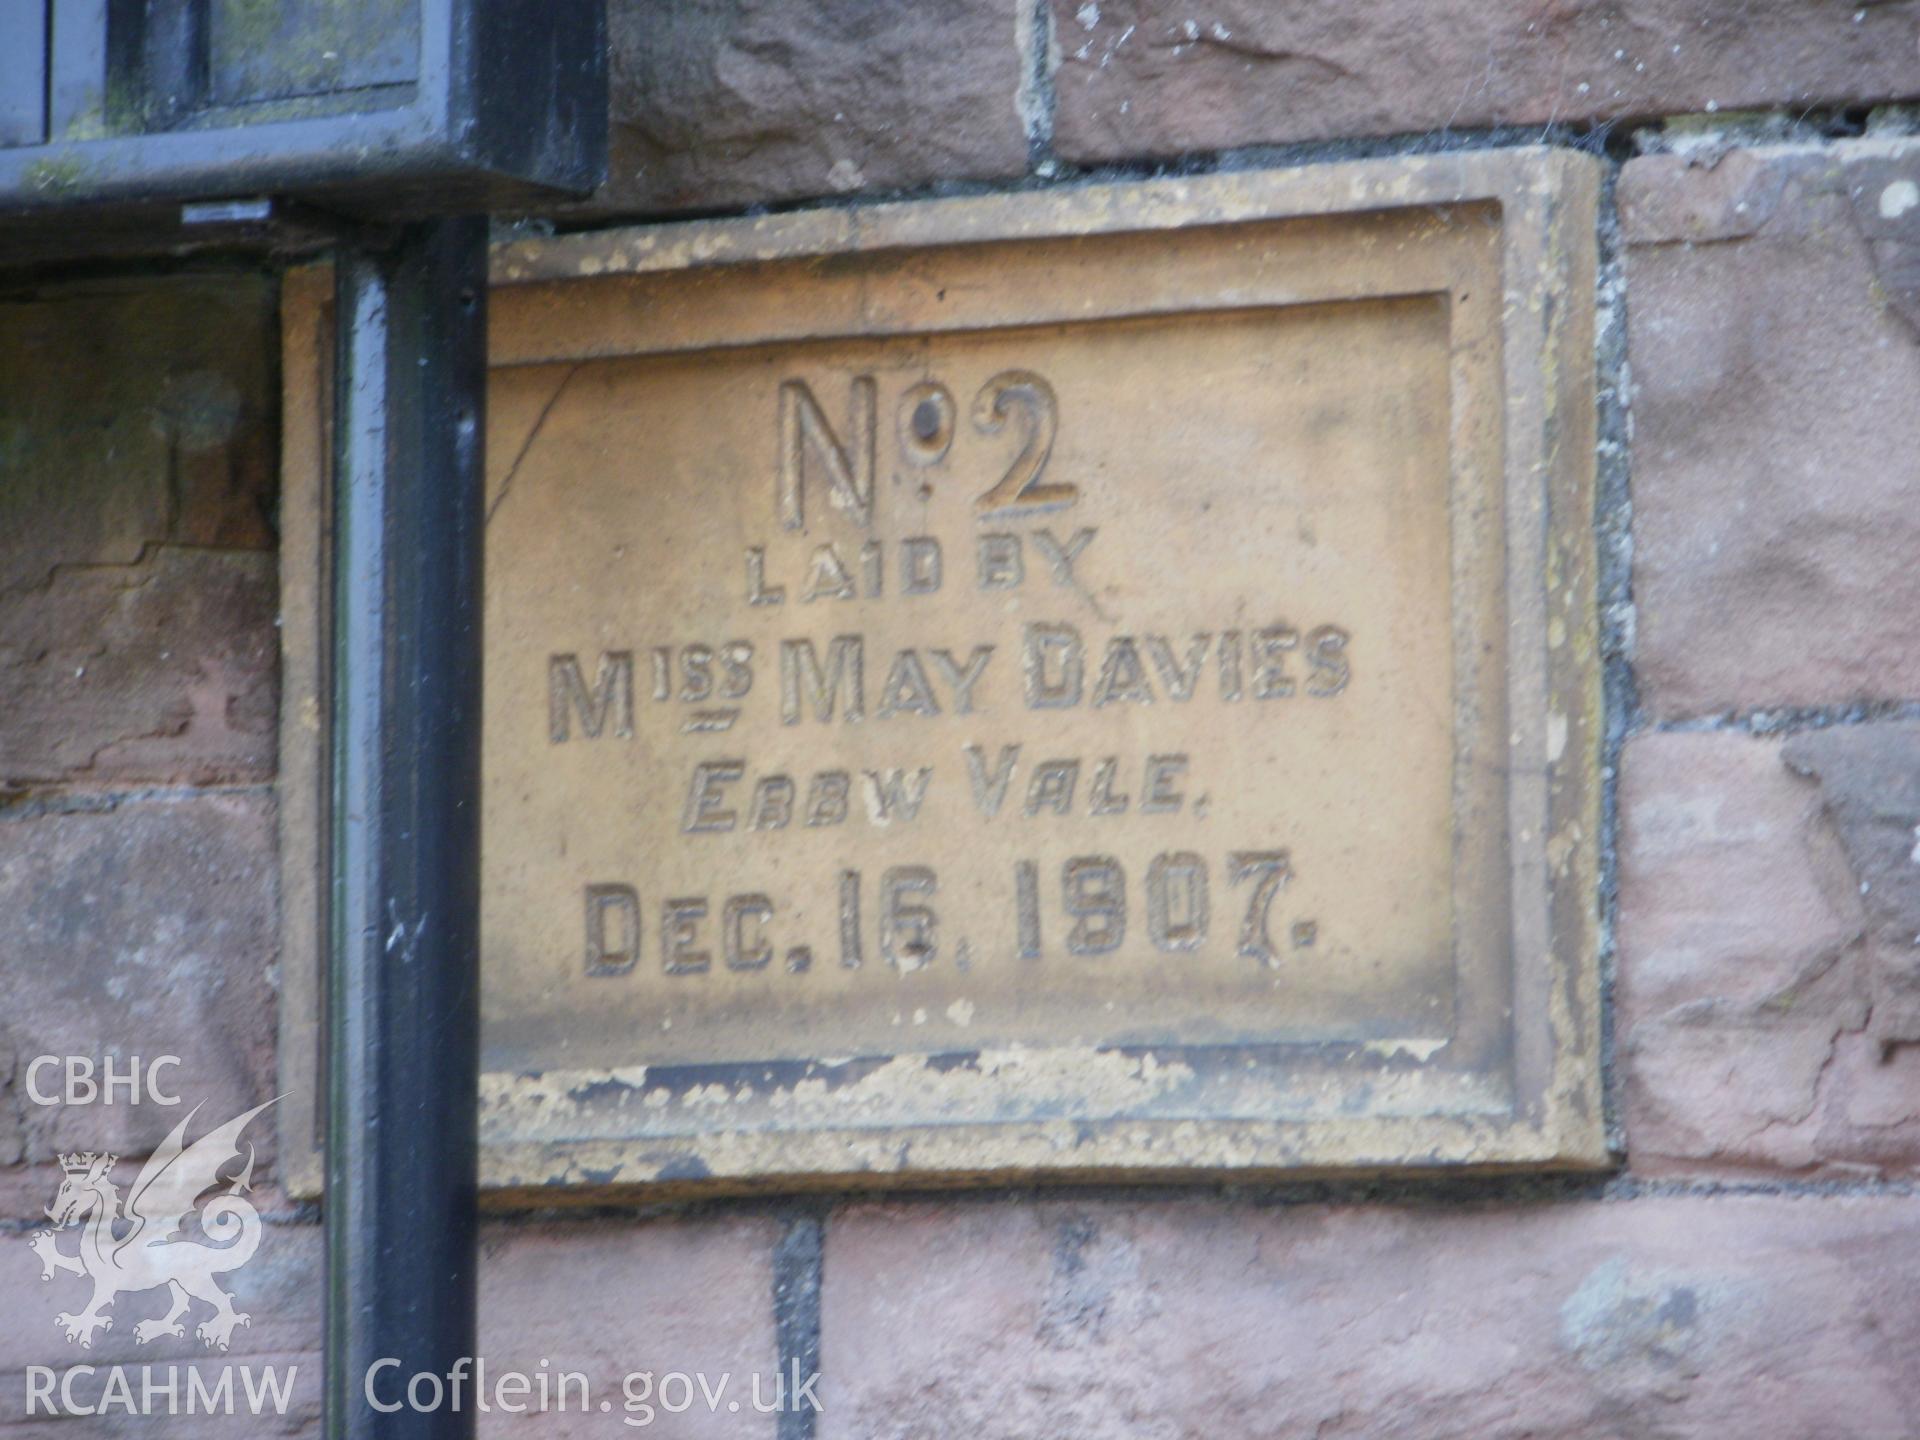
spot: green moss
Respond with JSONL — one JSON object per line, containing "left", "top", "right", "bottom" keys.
{"left": 218, "top": 0, "right": 285, "bottom": 59}
{"left": 215, "top": 0, "right": 400, "bottom": 93}
{"left": 23, "top": 154, "right": 89, "bottom": 197}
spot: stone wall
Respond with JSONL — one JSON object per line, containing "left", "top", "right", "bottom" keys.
{"left": 4, "top": 5, "right": 1920, "bottom": 1436}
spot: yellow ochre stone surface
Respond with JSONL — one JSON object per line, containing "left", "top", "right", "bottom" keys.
{"left": 279, "top": 150, "right": 1605, "bottom": 1196}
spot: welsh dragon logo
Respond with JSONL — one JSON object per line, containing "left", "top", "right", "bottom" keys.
{"left": 27, "top": 1099, "right": 275, "bottom": 1351}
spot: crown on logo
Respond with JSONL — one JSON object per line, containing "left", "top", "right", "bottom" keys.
{"left": 57, "top": 1151, "right": 112, "bottom": 1175}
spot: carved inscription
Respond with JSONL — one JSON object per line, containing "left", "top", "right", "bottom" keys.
{"left": 484, "top": 292, "right": 1462, "bottom": 1070}
{"left": 539, "top": 371, "right": 1364, "bottom": 996}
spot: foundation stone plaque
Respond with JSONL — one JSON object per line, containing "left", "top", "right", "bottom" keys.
{"left": 281, "top": 149, "right": 1607, "bottom": 1193}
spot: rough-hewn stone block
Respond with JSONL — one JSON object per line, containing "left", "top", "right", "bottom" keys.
{"left": 0, "top": 547, "right": 277, "bottom": 789}
{"left": 1783, "top": 723, "right": 1920, "bottom": 1054}
{"left": 0, "top": 1222, "right": 320, "bottom": 1436}
{"left": 0, "top": 1214, "right": 778, "bottom": 1436}
{"left": 0, "top": 277, "right": 276, "bottom": 596}
{"left": 584, "top": 0, "right": 1032, "bottom": 215}
{"left": 0, "top": 794, "right": 278, "bottom": 1199}
{"left": 1623, "top": 142, "right": 1920, "bottom": 716}
{"left": 475, "top": 1216, "right": 781, "bottom": 1437}
{"left": 1618, "top": 730, "right": 1920, "bottom": 1179}
{"left": 0, "top": 275, "right": 279, "bottom": 790}
{"left": 821, "top": 1193, "right": 1920, "bottom": 1440}
{"left": 1052, "top": 1, "right": 1920, "bottom": 162}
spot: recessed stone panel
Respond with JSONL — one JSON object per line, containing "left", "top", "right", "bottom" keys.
{"left": 280, "top": 150, "right": 1605, "bottom": 1194}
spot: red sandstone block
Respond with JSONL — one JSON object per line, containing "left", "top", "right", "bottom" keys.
{"left": 0, "top": 547, "right": 277, "bottom": 789}
{"left": 0, "top": 278, "right": 276, "bottom": 595}
{"left": 0, "top": 276, "right": 278, "bottom": 789}
{"left": 821, "top": 1193, "right": 1920, "bottom": 1440}
{"left": 1622, "top": 141, "right": 1920, "bottom": 717}
{"left": 584, "top": 0, "right": 1033, "bottom": 215}
{"left": 0, "top": 794, "right": 279, "bottom": 1201}
{"left": 0, "top": 1222, "right": 321, "bottom": 1436}
{"left": 0, "top": 1212, "right": 779, "bottom": 1437}
{"left": 475, "top": 1217, "right": 780, "bottom": 1438}
{"left": 1782, "top": 723, "right": 1920, "bottom": 1059}
{"left": 1051, "top": 1, "right": 1920, "bottom": 162}
{"left": 1618, "top": 730, "right": 1920, "bottom": 1180}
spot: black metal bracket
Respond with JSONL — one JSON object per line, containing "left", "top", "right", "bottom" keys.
{"left": 0, "top": 0, "right": 606, "bottom": 262}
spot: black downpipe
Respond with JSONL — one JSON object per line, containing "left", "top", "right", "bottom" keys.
{"left": 324, "top": 217, "right": 489, "bottom": 1439}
